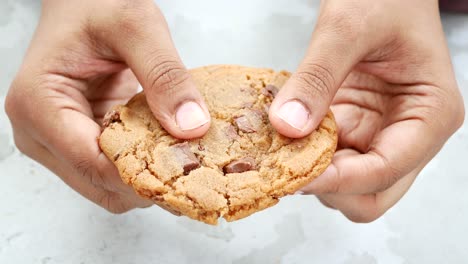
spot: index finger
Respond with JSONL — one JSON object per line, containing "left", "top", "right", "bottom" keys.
{"left": 301, "top": 119, "right": 439, "bottom": 195}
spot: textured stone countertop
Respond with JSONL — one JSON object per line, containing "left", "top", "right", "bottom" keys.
{"left": 1, "top": 1, "right": 467, "bottom": 263}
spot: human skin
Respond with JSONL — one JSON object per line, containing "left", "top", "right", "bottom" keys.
{"left": 5, "top": 0, "right": 465, "bottom": 220}
{"left": 5, "top": 0, "right": 212, "bottom": 213}
{"left": 268, "top": 0, "right": 465, "bottom": 222}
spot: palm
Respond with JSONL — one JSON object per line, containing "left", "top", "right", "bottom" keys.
{"left": 311, "top": 69, "right": 448, "bottom": 220}
{"left": 331, "top": 70, "right": 437, "bottom": 157}
{"left": 81, "top": 70, "right": 139, "bottom": 125}
{"left": 43, "top": 66, "right": 147, "bottom": 211}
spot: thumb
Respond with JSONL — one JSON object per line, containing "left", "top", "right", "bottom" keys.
{"left": 269, "top": 6, "right": 369, "bottom": 138}
{"left": 104, "top": 3, "right": 210, "bottom": 139}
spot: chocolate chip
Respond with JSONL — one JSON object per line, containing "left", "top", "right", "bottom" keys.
{"left": 240, "top": 86, "right": 257, "bottom": 96}
{"left": 242, "top": 102, "right": 254, "bottom": 108}
{"left": 234, "top": 110, "right": 264, "bottom": 133}
{"left": 235, "top": 115, "right": 256, "bottom": 133}
{"left": 198, "top": 142, "right": 205, "bottom": 151}
{"left": 225, "top": 125, "right": 239, "bottom": 140}
{"left": 172, "top": 142, "right": 200, "bottom": 175}
{"left": 223, "top": 157, "right": 256, "bottom": 174}
{"left": 252, "top": 108, "right": 266, "bottom": 118}
{"left": 261, "top": 84, "right": 279, "bottom": 98}
{"left": 102, "top": 110, "right": 121, "bottom": 128}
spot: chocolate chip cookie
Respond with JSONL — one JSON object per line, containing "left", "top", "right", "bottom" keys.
{"left": 99, "top": 65, "right": 337, "bottom": 225}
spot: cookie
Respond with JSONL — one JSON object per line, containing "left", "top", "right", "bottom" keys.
{"left": 99, "top": 65, "right": 337, "bottom": 225}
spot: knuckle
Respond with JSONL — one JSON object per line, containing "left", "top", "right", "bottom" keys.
{"left": 455, "top": 106, "right": 465, "bottom": 130}
{"left": 4, "top": 81, "right": 23, "bottom": 121}
{"left": 428, "top": 91, "right": 465, "bottom": 135}
{"left": 98, "top": 192, "right": 131, "bottom": 214}
{"left": 377, "top": 167, "right": 401, "bottom": 192}
{"left": 73, "top": 158, "right": 97, "bottom": 180}
{"left": 343, "top": 199, "right": 382, "bottom": 223}
{"left": 5, "top": 76, "right": 38, "bottom": 125}
{"left": 321, "top": 169, "right": 343, "bottom": 194}
{"left": 375, "top": 171, "right": 400, "bottom": 193}
{"left": 370, "top": 149, "right": 402, "bottom": 192}
{"left": 5, "top": 82, "right": 33, "bottom": 157}
{"left": 317, "top": 4, "right": 365, "bottom": 43}
{"left": 12, "top": 134, "right": 30, "bottom": 156}
{"left": 112, "top": 14, "right": 144, "bottom": 38}
{"left": 345, "top": 209, "right": 381, "bottom": 223}
{"left": 101, "top": 0, "right": 161, "bottom": 37}
{"left": 4, "top": 93, "right": 14, "bottom": 120}
{"left": 317, "top": 197, "right": 337, "bottom": 210}
{"left": 294, "top": 63, "right": 335, "bottom": 101}
{"left": 145, "top": 55, "right": 190, "bottom": 95}
{"left": 326, "top": 184, "right": 341, "bottom": 195}
{"left": 73, "top": 158, "right": 112, "bottom": 193}
{"left": 9, "top": 129, "right": 45, "bottom": 162}
{"left": 109, "top": 0, "right": 154, "bottom": 17}
{"left": 450, "top": 96, "right": 465, "bottom": 131}
{"left": 73, "top": 158, "right": 132, "bottom": 214}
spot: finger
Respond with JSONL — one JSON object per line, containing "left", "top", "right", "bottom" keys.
{"left": 301, "top": 120, "right": 438, "bottom": 195}
{"left": 330, "top": 72, "right": 388, "bottom": 152}
{"left": 317, "top": 168, "right": 420, "bottom": 223}
{"left": 269, "top": 2, "right": 373, "bottom": 138}
{"left": 330, "top": 103, "right": 381, "bottom": 152}
{"left": 92, "top": 98, "right": 131, "bottom": 125}
{"left": 316, "top": 196, "right": 336, "bottom": 210}
{"left": 86, "top": 70, "right": 140, "bottom": 123}
{"left": 11, "top": 124, "right": 152, "bottom": 212}
{"left": 84, "top": 69, "right": 139, "bottom": 102}
{"left": 94, "top": 2, "right": 210, "bottom": 139}
{"left": 17, "top": 76, "right": 152, "bottom": 208}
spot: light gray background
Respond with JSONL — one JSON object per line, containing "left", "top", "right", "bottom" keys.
{"left": 1, "top": 1, "right": 467, "bottom": 263}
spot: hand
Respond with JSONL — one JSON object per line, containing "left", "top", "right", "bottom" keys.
{"left": 5, "top": 0, "right": 210, "bottom": 213}
{"left": 269, "top": 0, "right": 465, "bottom": 222}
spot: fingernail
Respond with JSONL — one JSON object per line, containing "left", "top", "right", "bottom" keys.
{"left": 276, "top": 100, "right": 310, "bottom": 131}
{"left": 294, "top": 191, "right": 305, "bottom": 195}
{"left": 176, "top": 101, "right": 209, "bottom": 131}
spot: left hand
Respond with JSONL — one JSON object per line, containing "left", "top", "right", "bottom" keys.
{"left": 5, "top": 0, "right": 210, "bottom": 213}
{"left": 268, "top": 0, "right": 465, "bottom": 222}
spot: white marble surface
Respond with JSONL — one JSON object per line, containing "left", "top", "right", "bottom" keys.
{"left": 1, "top": 1, "right": 467, "bottom": 263}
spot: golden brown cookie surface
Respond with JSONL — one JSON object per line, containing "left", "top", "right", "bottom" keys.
{"left": 99, "top": 65, "right": 337, "bottom": 225}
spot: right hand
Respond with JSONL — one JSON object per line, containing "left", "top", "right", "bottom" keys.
{"left": 268, "top": 0, "right": 464, "bottom": 222}
{"left": 5, "top": 0, "right": 211, "bottom": 213}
